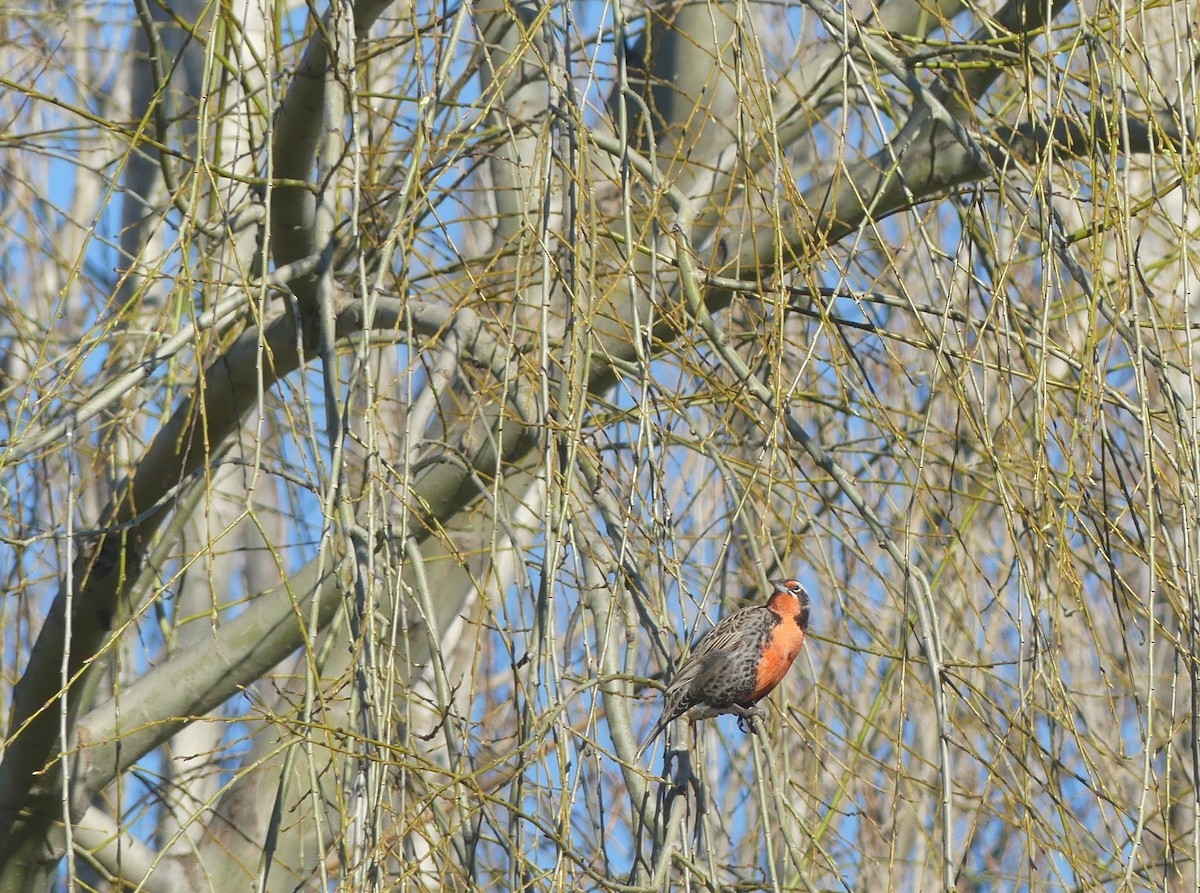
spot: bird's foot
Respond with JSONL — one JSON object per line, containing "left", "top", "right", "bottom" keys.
{"left": 732, "top": 704, "right": 766, "bottom": 733}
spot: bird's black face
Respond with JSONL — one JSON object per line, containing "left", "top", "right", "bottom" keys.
{"left": 770, "top": 578, "right": 810, "bottom": 627}
{"left": 770, "top": 578, "right": 807, "bottom": 600}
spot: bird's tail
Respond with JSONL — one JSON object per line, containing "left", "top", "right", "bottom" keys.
{"left": 634, "top": 714, "right": 671, "bottom": 758}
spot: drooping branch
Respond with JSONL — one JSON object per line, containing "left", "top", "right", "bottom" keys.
{"left": 719, "top": 0, "right": 1076, "bottom": 281}
{"left": 0, "top": 290, "right": 503, "bottom": 878}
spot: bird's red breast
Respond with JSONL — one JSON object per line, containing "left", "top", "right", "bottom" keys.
{"left": 749, "top": 586, "right": 808, "bottom": 700}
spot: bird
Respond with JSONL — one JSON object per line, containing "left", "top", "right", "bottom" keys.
{"left": 636, "top": 578, "right": 810, "bottom": 758}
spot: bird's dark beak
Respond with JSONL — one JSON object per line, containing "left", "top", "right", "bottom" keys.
{"left": 769, "top": 579, "right": 788, "bottom": 591}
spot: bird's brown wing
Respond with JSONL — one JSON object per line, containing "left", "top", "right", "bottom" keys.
{"left": 689, "top": 605, "right": 771, "bottom": 659}
{"left": 663, "top": 605, "right": 770, "bottom": 701}
{"left": 637, "top": 606, "right": 773, "bottom": 756}
{"left": 686, "top": 650, "right": 738, "bottom": 696}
